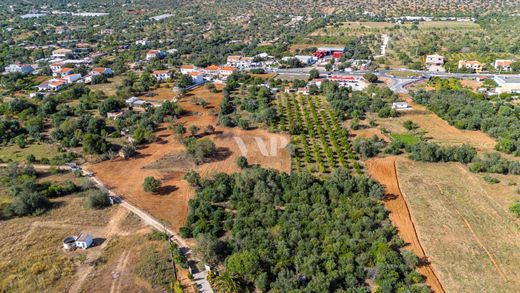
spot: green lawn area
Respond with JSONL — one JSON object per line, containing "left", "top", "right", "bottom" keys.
{"left": 0, "top": 143, "right": 61, "bottom": 163}
{"left": 390, "top": 133, "right": 421, "bottom": 145}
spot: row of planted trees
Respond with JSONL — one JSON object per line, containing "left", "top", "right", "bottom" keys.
{"left": 277, "top": 93, "right": 360, "bottom": 175}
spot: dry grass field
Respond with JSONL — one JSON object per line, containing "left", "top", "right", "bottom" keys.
{"left": 397, "top": 159, "right": 520, "bottom": 293}
{"left": 87, "top": 75, "right": 125, "bottom": 96}
{"left": 371, "top": 99, "right": 496, "bottom": 152}
{"left": 365, "top": 157, "right": 445, "bottom": 293}
{"left": 87, "top": 85, "right": 291, "bottom": 232}
{"left": 0, "top": 170, "right": 194, "bottom": 293}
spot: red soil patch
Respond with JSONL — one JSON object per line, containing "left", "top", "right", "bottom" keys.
{"left": 365, "top": 156, "right": 445, "bottom": 293}
{"left": 86, "top": 85, "right": 291, "bottom": 232}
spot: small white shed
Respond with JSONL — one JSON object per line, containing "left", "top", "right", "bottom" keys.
{"left": 75, "top": 233, "right": 93, "bottom": 249}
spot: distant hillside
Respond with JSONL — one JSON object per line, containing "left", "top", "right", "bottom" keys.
{"left": 176, "top": 0, "right": 520, "bottom": 16}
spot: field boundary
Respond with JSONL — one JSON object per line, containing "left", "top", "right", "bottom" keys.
{"left": 394, "top": 158, "right": 446, "bottom": 293}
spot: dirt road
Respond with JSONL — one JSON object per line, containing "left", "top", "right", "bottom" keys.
{"left": 365, "top": 156, "right": 445, "bottom": 293}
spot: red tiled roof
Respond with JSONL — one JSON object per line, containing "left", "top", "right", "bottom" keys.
{"left": 221, "top": 66, "right": 237, "bottom": 71}
{"left": 59, "top": 67, "right": 74, "bottom": 73}
{"left": 153, "top": 70, "right": 170, "bottom": 74}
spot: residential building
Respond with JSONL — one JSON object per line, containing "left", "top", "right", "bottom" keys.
{"left": 152, "top": 70, "right": 171, "bottom": 81}
{"left": 494, "top": 60, "right": 514, "bottom": 71}
{"left": 4, "top": 64, "right": 34, "bottom": 74}
{"left": 220, "top": 66, "right": 237, "bottom": 77}
{"left": 49, "top": 79, "right": 66, "bottom": 91}
{"left": 135, "top": 39, "right": 148, "bottom": 46}
{"left": 37, "top": 81, "right": 51, "bottom": 91}
{"left": 312, "top": 76, "right": 368, "bottom": 91}
{"left": 426, "top": 54, "right": 445, "bottom": 72}
{"left": 125, "top": 96, "right": 145, "bottom": 107}
{"left": 91, "top": 67, "right": 113, "bottom": 76}
{"left": 204, "top": 64, "right": 221, "bottom": 75}
{"left": 50, "top": 63, "right": 63, "bottom": 72}
{"left": 426, "top": 54, "right": 445, "bottom": 65}
{"left": 458, "top": 60, "right": 483, "bottom": 72}
{"left": 62, "top": 73, "right": 82, "bottom": 83}
{"left": 56, "top": 67, "right": 74, "bottom": 77}
{"left": 297, "top": 87, "right": 309, "bottom": 95}
{"left": 188, "top": 71, "right": 204, "bottom": 84}
{"left": 494, "top": 75, "right": 520, "bottom": 94}
{"left": 146, "top": 50, "right": 165, "bottom": 61}
{"left": 51, "top": 48, "right": 73, "bottom": 59}
{"left": 226, "top": 56, "right": 254, "bottom": 68}
{"left": 180, "top": 64, "right": 197, "bottom": 75}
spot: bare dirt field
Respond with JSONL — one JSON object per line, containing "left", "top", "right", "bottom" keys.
{"left": 372, "top": 98, "right": 496, "bottom": 151}
{"left": 87, "top": 85, "right": 291, "bottom": 232}
{"left": 365, "top": 157, "right": 444, "bottom": 293}
{"left": 397, "top": 159, "right": 520, "bottom": 293}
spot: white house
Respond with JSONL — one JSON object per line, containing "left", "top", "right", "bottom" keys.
{"left": 458, "top": 60, "right": 483, "bottom": 72}
{"left": 189, "top": 71, "right": 204, "bottom": 84}
{"left": 152, "top": 70, "right": 171, "bottom": 81}
{"left": 220, "top": 66, "right": 237, "bottom": 77}
{"left": 494, "top": 60, "right": 513, "bottom": 71}
{"left": 51, "top": 48, "right": 73, "bottom": 59}
{"left": 494, "top": 75, "right": 520, "bottom": 94}
{"left": 294, "top": 55, "right": 316, "bottom": 65}
{"left": 392, "top": 102, "right": 410, "bottom": 110}
{"left": 75, "top": 233, "right": 93, "bottom": 249}
{"left": 203, "top": 65, "right": 221, "bottom": 76}
{"left": 180, "top": 64, "right": 197, "bottom": 74}
{"left": 297, "top": 87, "right": 309, "bottom": 95}
{"left": 49, "top": 79, "right": 66, "bottom": 91}
{"left": 125, "top": 96, "right": 146, "bottom": 107}
{"left": 312, "top": 76, "right": 368, "bottom": 91}
{"left": 426, "top": 54, "right": 445, "bottom": 72}
{"left": 226, "top": 56, "right": 253, "bottom": 68}
{"left": 146, "top": 50, "right": 165, "bottom": 61}
{"left": 37, "top": 81, "right": 51, "bottom": 91}
{"left": 4, "top": 64, "right": 34, "bottom": 74}
{"left": 50, "top": 63, "right": 63, "bottom": 72}
{"left": 91, "top": 67, "right": 113, "bottom": 76}
{"left": 55, "top": 67, "right": 74, "bottom": 77}
{"left": 62, "top": 73, "right": 82, "bottom": 84}
{"left": 135, "top": 40, "right": 148, "bottom": 46}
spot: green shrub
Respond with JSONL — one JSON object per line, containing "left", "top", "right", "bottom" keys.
{"left": 85, "top": 190, "right": 111, "bottom": 209}
{"left": 143, "top": 176, "right": 161, "bottom": 193}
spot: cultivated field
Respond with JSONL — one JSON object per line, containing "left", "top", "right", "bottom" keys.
{"left": 276, "top": 94, "right": 360, "bottom": 175}
{"left": 397, "top": 159, "right": 520, "bottom": 293}
{"left": 87, "top": 85, "right": 291, "bottom": 232}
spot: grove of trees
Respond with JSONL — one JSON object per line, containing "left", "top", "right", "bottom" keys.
{"left": 182, "top": 167, "right": 428, "bottom": 292}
